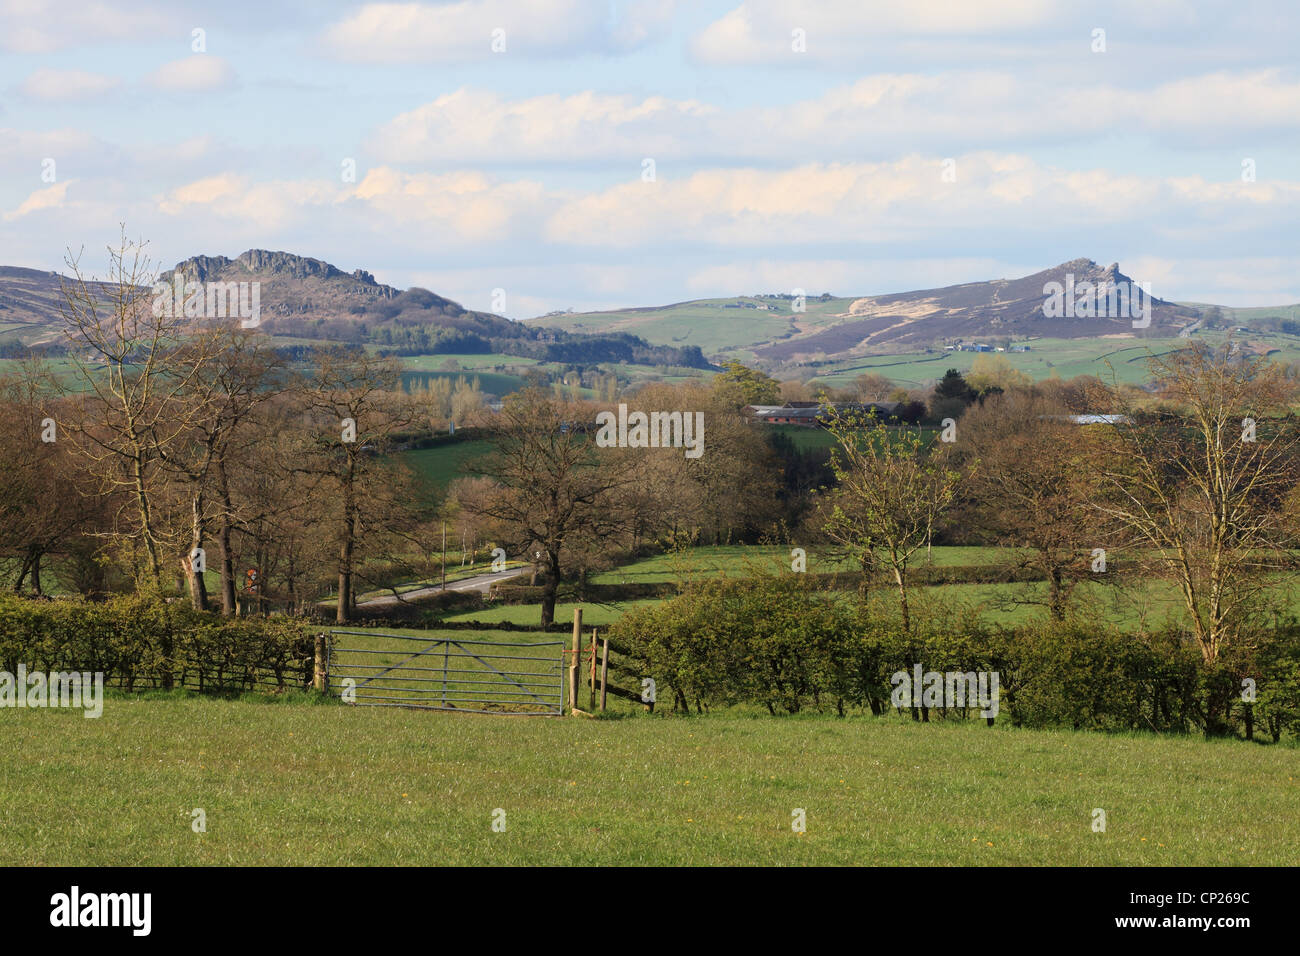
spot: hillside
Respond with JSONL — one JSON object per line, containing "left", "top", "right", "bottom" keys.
{"left": 0, "top": 251, "right": 712, "bottom": 369}
{"left": 531, "top": 259, "right": 1296, "bottom": 363}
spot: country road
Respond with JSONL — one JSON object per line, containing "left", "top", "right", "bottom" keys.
{"left": 354, "top": 568, "right": 525, "bottom": 608}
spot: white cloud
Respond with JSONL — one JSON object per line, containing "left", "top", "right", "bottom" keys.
{"left": 157, "top": 174, "right": 342, "bottom": 230}
{"left": 0, "top": 0, "right": 175, "bottom": 53}
{"left": 371, "top": 88, "right": 716, "bottom": 163}
{"left": 3, "top": 181, "right": 74, "bottom": 222}
{"left": 691, "top": 0, "right": 1057, "bottom": 65}
{"left": 145, "top": 56, "right": 237, "bottom": 93}
{"left": 364, "top": 69, "right": 1300, "bottom": 168}
{"left": 18, "top": 68, "right": 122, "bottom": 101}
{"left": 318, "top": 0, "right": 609, "bottom": 63}
{"left": 545, "top": 153, "right": 1300, "bottom": 247}
{"left": 353, "top": 166, "right": 557, "bottom": 241}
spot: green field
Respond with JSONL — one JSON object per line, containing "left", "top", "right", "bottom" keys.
{"left": 2, "top": 692, "right": 1295, "bottom": 865}
{"left": 404, "top": 440, "right": 495, "bottom": 490}
{"left": 537, "top": 296, "right": 856, "bottom": 359}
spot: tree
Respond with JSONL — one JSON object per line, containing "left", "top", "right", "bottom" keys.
{"left": 930, "top": 368, "right": 977, "bottom": 422}
{"left": 854, "top": 372, "right": 895, "bottom": 402}
{"left": 621, "top": 382, "right": 781, "bottom": 548}
{"left": 59, "top": 232, "right": 221, "bottom": 590}
{"left": 0, "top": 361, "right": 104, "bottom": 594}
{"left": 821, "top": 409, "right": 965, "bottom": 635}
{"left": 161, "top": 328, "right": 287, "bottom": 611}
{"left": 965, "top": 354, "right": 1033, "bottom": 394}
{"left": 462, "top": 389, "right": 640, "bottom": 625}
{"left": 713, "top": 361, "right": 781, "bottom": 408}
{"left": 819, "top": 410, "right": 966, "bottom": 719}
{"left": 958, "top": 390, "right": 1098, "bottom": 619}
{"left": 778, "top": 379, "right": 813, "bottom": 403}
{"left": 300, "top": 347, "right": 429, "bottom": 622}
{"left": 1094, "top": 345, "right": 1300, "bottom": 734}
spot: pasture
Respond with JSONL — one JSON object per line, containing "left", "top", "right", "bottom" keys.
{"left": 1, "top": 691, "right": 1295, "bottom": 866}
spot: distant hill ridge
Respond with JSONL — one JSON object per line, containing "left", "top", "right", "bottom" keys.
{"left": 530, "top": 258, "right": 1273, "bottom": 362}
{"left": 0, "top": 249, "right": 713, "bottom": 369}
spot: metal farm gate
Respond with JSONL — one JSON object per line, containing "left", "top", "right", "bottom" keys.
{"left": 325, "top": 629, "right": 565, "bottom": 714}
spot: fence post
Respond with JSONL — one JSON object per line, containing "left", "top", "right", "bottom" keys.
{"left": 589, "top": 627, "right": 598, "bottom": 710}
{"left": 569, "top": 607, "right": 582, "bottom": 714}
{"left": 599, "top": 634, "right": 609, "bottom": 712}
{"left": 313, "top": 633, "right": 327, "bottom": 694}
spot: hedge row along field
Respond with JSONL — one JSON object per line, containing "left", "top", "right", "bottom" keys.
{"left": 608, "top": 576, "right": 1300, "bottom": 740}
{"left": 0, "top": 595, "right": 314, "bottom": 693}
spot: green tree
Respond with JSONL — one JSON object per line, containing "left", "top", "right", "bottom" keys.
{"left": 713, "top": 362, "right": 781, "bottom": 408}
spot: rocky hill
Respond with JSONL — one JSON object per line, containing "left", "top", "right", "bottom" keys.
{"left": 754, "top": 259, "right": 1200, "bottom": 361}
{"left": 533, "top": 259, "right": 1221, "bottom": 363}
{"left": 0, "top": 251, "right": 713, "bottom": 368}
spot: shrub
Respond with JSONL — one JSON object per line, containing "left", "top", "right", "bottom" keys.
{"left": 0, "top": 595, "right": 314, "bottom": 694}
{"left": 608, "top": 579, "right": 1300, "bottom": 740}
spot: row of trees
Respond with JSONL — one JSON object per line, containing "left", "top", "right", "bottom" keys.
{"left": 803, "top": 344, "right": 1300, "bottom": 735}
{"left": 446, "top": 380, "right": 782, "bottom": 623}
{"left": 0, "top": 237, "right": 457, "bottom": 622}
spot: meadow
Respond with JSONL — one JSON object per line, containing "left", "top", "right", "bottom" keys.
{"left": 2, "top": 691, "right": 1295, "bottom": 866}
{"left": 5, "top": 540, "right": 1299, "bottom": 867}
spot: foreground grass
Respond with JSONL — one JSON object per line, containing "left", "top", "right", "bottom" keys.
{"left": 1, "top": 694, "right": 1296, "bottom": 866}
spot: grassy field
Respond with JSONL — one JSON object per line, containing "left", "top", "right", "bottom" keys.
{"left": 438, "top": 600, "right": 654, "bottom": 627}
{"left": 590, "top": 544, "right": 1016, "bottom": 584}
{"left": 404, "top": 439, "right": 495, "bottom": 489}
{"left": 536, "top": 296, "right": 856, "bottom": 357}
{"left": 411, "top": 543, "right": 1300, "bottom": 636}
{"left": 1, "top": 692, "right": 1295, "bottom": 866}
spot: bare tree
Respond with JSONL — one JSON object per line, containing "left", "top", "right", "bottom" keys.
{"left": 58, "top": 231, "right": 219, "bottom": 589}
{"left": 463, "top": 389, "right": 640, "bottom": 625}
{"left": 958, "top": 390, "right": 1100, "bottom": 619}
{"left": 820, "top": 408, "right": 966, "bottom": 635}
{"left": 300, "top": 347, "right": 428, "bottom": 622}
{"left": 164, "top": 328, "right": 286, "bottom": 611}
{"left": 1095, "top": 345, "right": 1300, "bottom": 686}
{"left": 0, "top": 360, "right": 104, "bottom": 593}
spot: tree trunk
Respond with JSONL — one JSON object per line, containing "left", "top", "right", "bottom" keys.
{"left": 1048, "top": 565, "right": 1064, "bottom": 621}
{"left": 540, "top": 576, "right": 557, "bottom": 626}
{"left": 186, "top": 492, "right": 208, "bottom": 612}
{"left": 216, "top": 467, "right": 237, "bottom": 616}
{"left": 337, "top": 478, "right": 357, "bottom": 624}
{"left": 539, "top": 551, "right": 561, "bottom": 626}
{"left": 132, "top": 452, "right": 164, "bottom": 586}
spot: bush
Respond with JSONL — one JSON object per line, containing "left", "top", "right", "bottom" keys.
{"left": 608, "top": 578, "right": 1300, "bottom": 740}
{"left": 0, "top": 594, "right": 314, "bottom": 694}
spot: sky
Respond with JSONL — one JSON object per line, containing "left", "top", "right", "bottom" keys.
{"left": 2, "top": 0, "right": 1299, "bottom": 317}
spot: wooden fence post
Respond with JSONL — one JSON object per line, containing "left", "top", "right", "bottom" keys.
{"left": 569, "top": 608, "right": 582, "bottom": 714}
{"left": 589, "top": 627, "right": 598, "bottom": 710}
{"left": 599, "top": 634, "right": 609, "bottom": 712}
{"left": 313, "top": 633, "right": 327, "bottom": 694}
